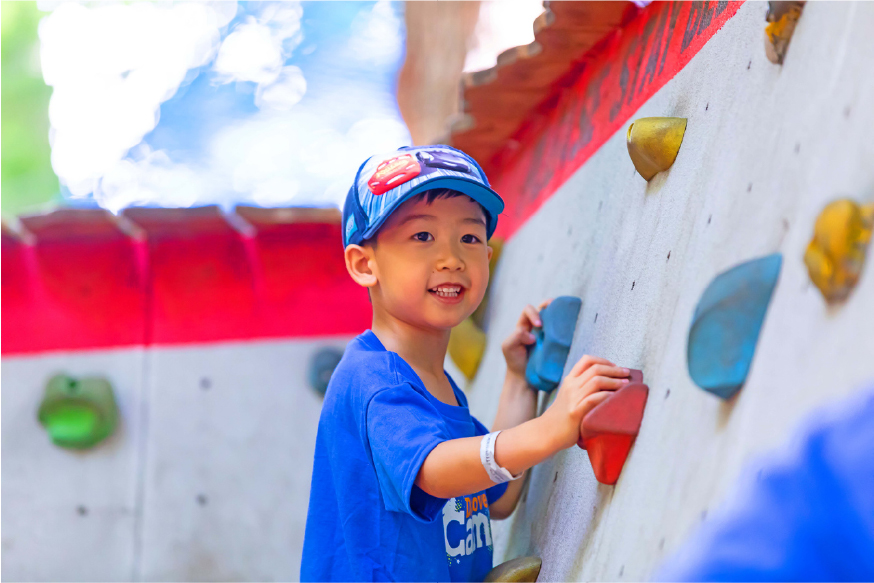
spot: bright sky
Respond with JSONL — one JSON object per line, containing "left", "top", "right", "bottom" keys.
{"left": 36, "top": 0, "right": 554, "bottom": 214}
{"left": 38, "top": 0, "right": 411, "bottom": 213}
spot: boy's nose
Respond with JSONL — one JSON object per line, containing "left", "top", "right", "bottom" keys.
{"left": 436, "top": 241, "right": 465, "bottom": 270}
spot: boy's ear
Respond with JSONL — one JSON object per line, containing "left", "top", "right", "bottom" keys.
{"left": 487, "top": 244, "right": 493, "bottom": 263}
{"left": 344, "top": 244, "right": 378, "bottom": 290}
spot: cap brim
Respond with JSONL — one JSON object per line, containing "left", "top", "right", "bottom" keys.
{"left": 360, "top": 176, "right": 505, "bottom": 242}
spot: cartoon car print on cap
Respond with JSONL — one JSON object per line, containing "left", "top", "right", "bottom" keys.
{"left": 416, "top": 150, "right": 472, "bottom": 174}
{"left": 368, "top": 154, "right": 421, "bottom": 195}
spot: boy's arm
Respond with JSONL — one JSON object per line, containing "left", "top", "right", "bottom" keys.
{"left": 487, "top": 370, "right": 538, "bottom": 518}
{"left": 415, "top": 356, "right": 629, "bottom": 501}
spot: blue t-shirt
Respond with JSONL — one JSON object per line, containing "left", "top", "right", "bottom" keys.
{"left": 301, "top": 329, "right": 508, "bottom": 582}
{"left": 656, "top": 383, "right": 874, "bottom": 581}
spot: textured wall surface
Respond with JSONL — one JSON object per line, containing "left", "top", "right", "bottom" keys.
{"left": 463, "top": 3, "right": 874, "bottom": 580}
{"left": 1, "top": 336, "right": 350, "bottom": 582}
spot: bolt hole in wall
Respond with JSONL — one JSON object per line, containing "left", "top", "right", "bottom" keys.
{"left": 76, "top": 506, "right": 87, "bottom": 517}
{"left": 196, "top": 494, "right": 208, "bottom": 507}
{"left": 200, "top": 377, "right": 211, "bottom": 390}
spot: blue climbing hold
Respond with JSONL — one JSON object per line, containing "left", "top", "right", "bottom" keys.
{"left": 309, "top": 347, "right": 344, "bottom": 396}
{"left": 687, "top": 253, "right": 783, "bottom": 399}
{"left": 526, "top": 296, "right": 582, "bottom": 392}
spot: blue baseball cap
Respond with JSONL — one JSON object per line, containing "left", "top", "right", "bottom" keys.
{"left": 342, "top": 145, "right": 504, "bottom": 247}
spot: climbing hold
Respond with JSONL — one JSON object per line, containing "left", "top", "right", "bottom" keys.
{"left": 37, "top": 374, "right": 118, "bottom": 449}
{"left": 764, "top": 1, "right": 805, "bottom": 64}
{"left": 804, "top": 199, "right": 873, "bottom": 304}
{"left": 626, "top": 117, "right": 687, "bottom": 181}
{"left": 525, "top": 296, "right": 582, "bottom": 392}
{"left": 484, "top": 556, "right": 542, "bottom": 582}
{"left": 687, "top": 254, "right": 782, "bottom": 399}
{"left": 449, "top": 317, "right": 487, "bottom": 380}
{"left": 309, "top": 347, "right": 344, "bottom": 395}
{"left": 577, "top": 370, "right": 648, "bottom": 486}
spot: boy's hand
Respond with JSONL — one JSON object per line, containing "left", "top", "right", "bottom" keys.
{"left": 542, "top": 355, "right": 630, "bottom": 450}
{"left": 501, "top": 298, "right": 552, "bottom": 380}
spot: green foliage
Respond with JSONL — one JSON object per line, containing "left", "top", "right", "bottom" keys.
{"left": 2, "top": 1, "right": 60, "bottom": 219}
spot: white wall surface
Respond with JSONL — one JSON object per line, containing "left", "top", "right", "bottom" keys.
{"left": 2, "top": 349, "right": 146, "bottom": 582}
{"left": 1, "top": 336, "right": 350, "bottom": 582}
{"left": 464, "top": 3, "right": 874, "bottom": 581}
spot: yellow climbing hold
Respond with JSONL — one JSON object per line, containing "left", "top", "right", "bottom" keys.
{"left": 471, "top": 238, "right": 503, "bottom": 330}
{"left": 626, "top": 117, "right": 687, "bottom": 181}
{"left": 449, "top": 317, "right": 487, "bottom": 380}
{"left": 484, "top": 556, "right": 542, "bottom": 582}
{"left": 804, "top": 199, "right": 873, "bottom": 303}
{"left": 765, "top": 1, "right": 804, "bottom": 64}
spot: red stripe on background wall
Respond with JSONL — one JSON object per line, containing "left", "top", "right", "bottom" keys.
{"left": 2, "top": 208, "right": 371, "bottom": 355}
{"left": 491, "top": 1, "right": 742, "bottom": 241}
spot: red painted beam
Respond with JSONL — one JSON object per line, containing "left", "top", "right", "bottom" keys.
{"left": 491, "top": 1, "right": 742, "bottom": 240}
{"left": 237, "top": 206, "right": 371, "bottom": 339}
{"left": 123, "top": 206, "right": 260, "bottom": 345}
{"left": 5, "top": 210, "right": 147, "bottom": 354}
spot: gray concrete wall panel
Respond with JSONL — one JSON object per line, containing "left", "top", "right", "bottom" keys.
{"left": 1, "top": 350, "right": 146, "bottom": 582}
{"left": 465, "top": 3, "right": 874, "bottom": 580}
{"left": 136, "top": 337, "right": 349, "bottom": 581}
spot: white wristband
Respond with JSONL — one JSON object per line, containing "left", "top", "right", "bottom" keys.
{"left": 480, "top": 431, "right": 523, "bottom": 484}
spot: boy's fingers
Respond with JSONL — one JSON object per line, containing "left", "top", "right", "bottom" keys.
{"left": 568, "top": 355, "right": 616, "bottom": 378}
{"left": 582, "top": 375, "right": 628, "bottom": 394}
{"left": 523, "top": 304, "right": 542, "bottom": 328}
{"left": 537, "top": 298, "right": 553, "bottom": 310}
{"left": 574, "top": 390, "right": 613, "bottom": 419}
{"left": 502, "top": 326, "right": 536, "bottom": 350}
{"left": 514, "top": 304, "right": 537, "bottom": 329}
{"left": 578, "top": 364, "right": 631, "bottom": 384}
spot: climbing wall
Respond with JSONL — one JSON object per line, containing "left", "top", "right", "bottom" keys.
{"left": 1, "top": 207, "right": 364, "bottom": 581}
{"left": 462, "top": 3, "right": 874, "bottom": 580}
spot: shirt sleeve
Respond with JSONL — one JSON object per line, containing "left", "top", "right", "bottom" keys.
{"left": 365, "top": 383, "right": 451, "bottom": 522}
{"left": 471, "top": 415, "right": 510, "bottom": 505}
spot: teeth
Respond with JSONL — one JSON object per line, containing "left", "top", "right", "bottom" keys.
{"left": 432, "top": 285, "right": 461, "bottom": 298}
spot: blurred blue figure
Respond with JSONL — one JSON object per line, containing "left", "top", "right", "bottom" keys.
{"left": 656, "top": 382, "right": 874, "bottom": 581}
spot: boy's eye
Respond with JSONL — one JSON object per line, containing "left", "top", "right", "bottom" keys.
{"left": 413, "top": 232, "right": 433, "bottom": 242}
{"left": 461, "top": 234, "right": 481, "bottom": 244}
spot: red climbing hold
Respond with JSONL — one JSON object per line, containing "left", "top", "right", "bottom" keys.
{"left": 577, "top": 369, "right": 648, "bottom": 485}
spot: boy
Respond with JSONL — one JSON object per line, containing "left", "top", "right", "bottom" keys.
{"left": 301, "top": 145, "right": 630, "bottom": 582}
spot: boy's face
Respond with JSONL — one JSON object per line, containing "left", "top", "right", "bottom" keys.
{"left": 354, "top": 195, "right": 493, "bottom": 331}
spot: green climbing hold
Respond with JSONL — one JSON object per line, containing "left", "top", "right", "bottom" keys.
{"left": 37, "top": 374, "right": 118, "bottom": 449}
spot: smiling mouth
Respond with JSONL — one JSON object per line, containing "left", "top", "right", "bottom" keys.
{"left": 429, "top": 284, "right": 464, "bottom": 298}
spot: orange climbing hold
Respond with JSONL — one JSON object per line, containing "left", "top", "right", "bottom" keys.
{"left": 577, "top": 369, "right": 648, "bottom": 486}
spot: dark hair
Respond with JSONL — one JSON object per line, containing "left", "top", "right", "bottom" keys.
{"left": 363, "top": 188, "right": 486, "bottom": 248}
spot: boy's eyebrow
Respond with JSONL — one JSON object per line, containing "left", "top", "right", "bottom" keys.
{"left": 462, "top": 217, "right": 487, "bottom": 227}
{"left": 396, "top": 214, "right": 487, "bottom": 228}
{"left": 395, "top": 214, "right": 436, "bottom": 227}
